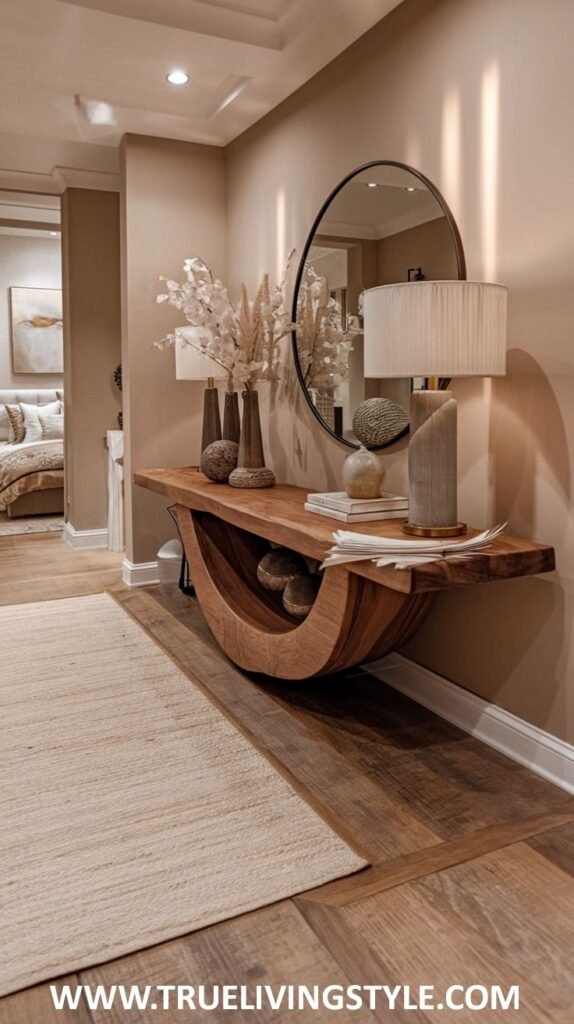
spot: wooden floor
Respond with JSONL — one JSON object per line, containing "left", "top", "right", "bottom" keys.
{"left": 1, "top": 533, "right": 574, "bottom": 1022}
{"left": 0, "top": 531, "right": 121, "bottom": 606}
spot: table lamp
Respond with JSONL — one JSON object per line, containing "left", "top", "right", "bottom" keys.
{"left": 175, "top": 327, "right": 227, "bottom": 451}
{"left": 362, "top": 280, "right": 507, "bottom": 536}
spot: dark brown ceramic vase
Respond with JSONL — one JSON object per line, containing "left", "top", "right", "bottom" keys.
{"left": 222, "top": 388, "right": 241, "bottom": 445}
{"left": 201, "top": 386, "right": 222, "bottom": 452}
{"left": 228, "top": 388, "right": 275, "bottom": 488}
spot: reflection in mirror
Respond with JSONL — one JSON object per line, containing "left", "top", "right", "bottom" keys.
{"left": 293, "top": 162, "right": 465, "bottom": 448}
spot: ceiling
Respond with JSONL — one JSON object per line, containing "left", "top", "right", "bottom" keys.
{"left": 0, "top": 0, "right": 402, "bottom": 193}
{"left": 0, "top": 190, "right": 60, "bottom": 238}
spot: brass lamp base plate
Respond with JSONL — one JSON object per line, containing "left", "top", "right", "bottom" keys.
{"left": 402, "top": 521, "right": 467, "bottom": 538}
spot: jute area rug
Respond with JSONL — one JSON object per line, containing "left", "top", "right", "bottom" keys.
{"left": 0, "top": 593, "right": 367, "bottom": 996}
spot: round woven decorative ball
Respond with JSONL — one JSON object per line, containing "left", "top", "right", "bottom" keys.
{"left": 257, "top": 548, "right": 307, "bottom": 592}
{"left": 352, "top": 397, "right": 409, "bottom": 448}
{"left": 200, "top": 440, "right": 239, "bottom": 483}
{"left": 283, "top": 573, "right": 321, "bottom": 619}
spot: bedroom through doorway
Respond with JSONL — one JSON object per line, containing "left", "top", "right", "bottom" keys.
{"left": 0, "top": 191, "right": 64, "bottom": 538}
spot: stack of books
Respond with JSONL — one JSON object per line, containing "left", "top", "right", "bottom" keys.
{"left": 305, "top": 491, "right": 408, "bottom": 524}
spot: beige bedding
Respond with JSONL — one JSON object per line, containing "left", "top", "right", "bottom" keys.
{"left": 0, "top": 441, "right": 64, "bottom": 512}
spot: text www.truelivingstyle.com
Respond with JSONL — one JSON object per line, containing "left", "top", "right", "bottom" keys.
{"left": 51, "top": 983, "right": 520, "bottom": 1013}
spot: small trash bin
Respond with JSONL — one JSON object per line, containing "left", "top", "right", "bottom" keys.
{"left": 157, "top": 538, "right": 184, "bottom": 584}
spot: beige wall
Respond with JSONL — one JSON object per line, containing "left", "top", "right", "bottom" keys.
{"left": 121, "top": 134, "right": 226, "bottom": 565}
{"left": 0, "top": 234, "right": 62, "bottom": 389}
{"left": 62, "top": 188, "right": 121, "bottom": 531}
{"left": 223, "top": 0, "right": 574, "bottom": 741}
{"left": 378, "top": 215, "right": 458, "bottom": 284}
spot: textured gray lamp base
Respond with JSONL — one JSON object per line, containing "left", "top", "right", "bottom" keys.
{"left": 405, "top": 389, "right": 466, "bottom": 537}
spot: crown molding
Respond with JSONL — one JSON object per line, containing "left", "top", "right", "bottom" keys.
{"left": 52, "top": 166, "right": 120, "bottom": 192}
{"left": 0, "top": 165, "right": 120, "bottom": 195}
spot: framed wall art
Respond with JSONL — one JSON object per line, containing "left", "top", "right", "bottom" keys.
{"left": 10, "top": 287, "right": 63, "bottom": 374}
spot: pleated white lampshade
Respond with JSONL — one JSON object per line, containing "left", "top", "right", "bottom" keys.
{"left": 363, "top": 280, "right": 507, "bottom": 378}
{"left": 174, "top": 328, "right": 227, "bottom": 381}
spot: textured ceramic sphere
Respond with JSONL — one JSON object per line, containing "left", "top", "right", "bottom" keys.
{"left": 342, "top": 444, "right": 384, "bottom": 499}
{"left": 200, "top": 439, "right": 239, "bottom": 483}
{"left": 257, "top": 548, "right": 307, "bottom": 592}
{"left": 283, "top": 573, "right": 321, "bottom": 619}
{"left": 352, "top": 397, "right": 409, "bottom": 448}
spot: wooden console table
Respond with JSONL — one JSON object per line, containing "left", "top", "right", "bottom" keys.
{"left": 135, "top": 468, "right": 555, "bottom": 681}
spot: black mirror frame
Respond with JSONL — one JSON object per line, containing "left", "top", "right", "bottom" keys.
{"left": 290, "top": 159, "right": 467, "bottom": 450}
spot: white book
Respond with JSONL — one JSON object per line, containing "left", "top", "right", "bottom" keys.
{"left": 307, "top": 490, "right": 408, "bottom": 514}
{"left": 305, "top": 502, "right": 407, "bottom": 524}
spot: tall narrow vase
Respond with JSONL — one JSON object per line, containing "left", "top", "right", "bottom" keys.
{"left": 222, "top": 388, "right": 240, "bottom": 445}
{"left": 228, "top": 388, "right": 275, "bottom": 488}
{"left": 201, "top": 381, "right": 222, "bottom": 453}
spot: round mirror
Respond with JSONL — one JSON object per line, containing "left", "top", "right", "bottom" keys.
{"left": 291, "top": 161, "right": 466, "bottom": 448}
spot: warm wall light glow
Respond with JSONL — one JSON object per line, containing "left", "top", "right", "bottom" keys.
{"left": 441, "top": 87, "right": 461, "bottom": 218}
{"left": 166, "top": 69, "right": 190, "bottom": 85}
{"left": 276, "top": 187, "right": 286, "bottom": 283}
{"left": 481, "top": 62, "right": 500, "bottom": 280}
{"left": 405, "top": 127, "right": 421, "bottom": 171}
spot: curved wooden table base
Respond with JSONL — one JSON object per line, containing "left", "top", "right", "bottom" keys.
{"left": 133, "top": 470, "right": 554, "bottom": 683}
{"left": 177, "top": 507, "right": 433, "bottom": 680}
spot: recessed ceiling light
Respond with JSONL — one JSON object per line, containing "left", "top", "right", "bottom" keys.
{"left": 404, "top": 186, "right": 418, "bottom": 192}
{"left": 166, "top": 69, "right": 190, "bottom": 86}
{"left": 366, "top": 182, "right": 378, "bottom": 188}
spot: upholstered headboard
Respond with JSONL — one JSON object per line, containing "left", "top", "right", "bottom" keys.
{"left": 0, "top": 389, "right": 63, "bottom": 441}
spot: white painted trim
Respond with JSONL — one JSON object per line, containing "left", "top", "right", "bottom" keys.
{"left": 52, "top": 166, "right": 120, "bottom": 193}
{"left": 371, "top": 653, "right": 574, "bottom": 795}
{"left": 0, "top": 167, "right": 120, "bottom": 195}
{"left": 64, "top": 522, "right": 109, "bottom": 550}
{"left": 122, "top": 559, "right": 160, "bottom": 587}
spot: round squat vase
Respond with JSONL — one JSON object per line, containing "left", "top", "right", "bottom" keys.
{"left": 342, "top": 444, "right": 384, "bottom": 499}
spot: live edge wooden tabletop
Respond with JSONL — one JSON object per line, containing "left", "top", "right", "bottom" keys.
{"left": 134, "top": 468, "right": 555, "bottom": 679}
{"left": 135, "top": 467, "right": 555, "bottom": 596}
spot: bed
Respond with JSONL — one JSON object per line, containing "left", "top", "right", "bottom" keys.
{"left": 0, "top": 390, "right": 64, "bottom": 518}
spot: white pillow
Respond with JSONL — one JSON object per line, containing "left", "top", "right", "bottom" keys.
{"left": 20, "top": 401, "right": 61, "bottom": 443}
{"left": 39, "top": 412, "right": 64, "bottom": 440}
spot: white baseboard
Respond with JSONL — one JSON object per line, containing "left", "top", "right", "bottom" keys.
{"left": 122, "top": 558, "right": 160, "bottom": 587}
{"left": 371, "top": 653, "right": 574, "bottom": 795}
{"left": 64, "top": 522, "right": 109, "bottom": 550}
